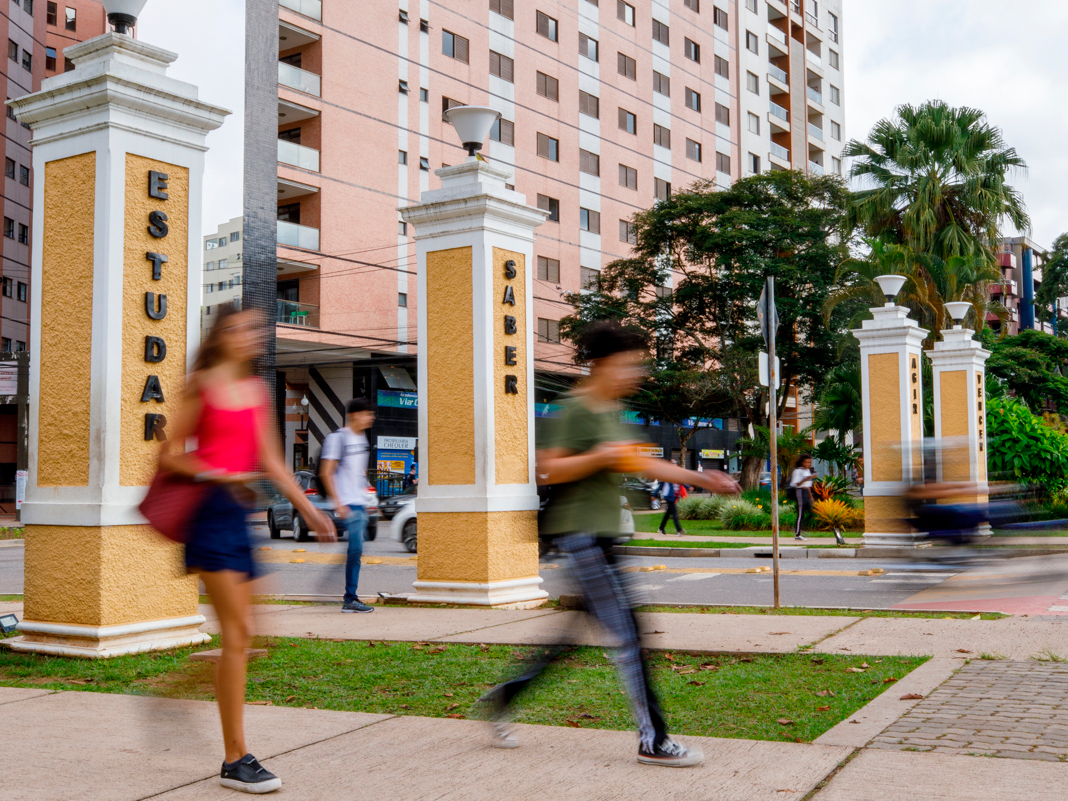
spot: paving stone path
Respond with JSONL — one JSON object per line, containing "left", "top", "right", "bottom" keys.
{"left": 871, "top": 660, "right": 1068, "bottom": 761}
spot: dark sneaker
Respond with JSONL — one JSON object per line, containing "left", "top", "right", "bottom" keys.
{"left": 219, "top": 754, "right": 281, "bottom": 794}
{"left": 638, "top": 738, "right": 703, "bottom": 768}
{"left": 657, "top": 529, "right": 666, "bottom": 535}
{"left": 341, "top": 600, "right": 374, "bottom": 613}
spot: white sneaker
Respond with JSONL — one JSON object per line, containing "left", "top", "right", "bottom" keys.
{"left": 638, "top": 738, "right": 703, "bottom": 767}
{"left": 490, "top": 720, "right": 520, "bottom": 749}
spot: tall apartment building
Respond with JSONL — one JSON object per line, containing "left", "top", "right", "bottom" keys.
{"left": 252, "top": 0, "right": 845, "bottom": 470}
{"left": 992, "top": 237, "right": 1053, "bottom": 337}
{"left": 201, "top": 216, "right": 244, "bottom": 337}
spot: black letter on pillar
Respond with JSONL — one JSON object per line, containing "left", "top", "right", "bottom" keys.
{"left": 504, "top": 315, "right": 517, "bottom": 335}
{"left": 504, "top": 260, "right": 517, "bottom": 279}
{"left": 141, "top": 375, "right": 165, "bottom": 403}
{"left": 144, "top": 336, "right": 166, "bottom": 363}
{"left": 502, "top": 285, "right": 515, "bottom": 305}
{"left": 148, "top": 211, "right": 169, "bottom": 239}
{"left": 144, "top": 413, "right": 168, "bottom": 441}
{"left": 146, "top": 252, "right": 168, "bottom": 280}
{"left": 148, "top": 171, "right": 169, "bottom": 200}
{"left": 146, "top": 292, "right": 167, "bottom": 319}
{"left": 504, "top": 345, "right": 517, "bottom": 366}
{"left": 505, "top": 375, "right": 518, "bottom": 395}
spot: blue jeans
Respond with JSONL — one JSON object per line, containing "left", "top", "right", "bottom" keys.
{"left": 342, "top": 504, "right": 368, "bottom": 603}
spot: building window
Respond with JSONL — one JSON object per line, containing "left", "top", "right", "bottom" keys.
{"left": 714, "top": 55, "right": 729, "bottom": 78}
{"left": 653, "top": 123, "right": 670, "bottom": 148}
{"left": 15, "top": 341, "right": 24, "bottom": 352}
{"left": 398, "top": 221, "right": 408, "bottom": 236}
{"left": 16, "top": 224, "right": 26, "bottom": 244}
{"left": 537, "top": 132, "right": 559, "bottom": 161}
{"left": 537, "top": 318, "right": 561, "bottom": 343}
{"left": 686, "top": 138, "right": 702, "bottom": 162}
{"left": 490, "top": 117, "right": 515, "bottom": 145}
{"left": 619, "top": 219, "right": 637, "bottom": 245}
{"left": 829, "top": 49, "right": 839, "bottom": 69}
{"left": 489, "top": 50, "right": 514, "bottom": 81}
{"left": 579, "top": 90, "right": 599, "bottom": 119}
{"left": 654, "top": 177, "right": 671, "bottom": 200}
{"left": 7, "top": 40, "right": 16, "bottom": 62}
{"left": 537, "top": 255, "right": 561, "bottom": 282}
{"left": 685, "top": 88, "right": 701, "bottom": 112}
{"left": 618, "top": 108, "right": 636, "bottom": 134}
{"left": 652, "top": 19, "right": 669, "bottom": 46}
{"left": 579, "top": 32, "right": 598, "bottom": 61}
{"left": 398, "top": 150, "right": 408, "bottom": 165}
{"left": 4, "top": 159, "right": 13, "bottom": 179}
{"left": 618, "top": 164, "right": 637, "bottom": 190}
{"left": 22, "top": 50, "right": 32, "bottom": 72}
{"left": 398, "top": 79, "right": 409, "bottom": 93}
{"left": 579, "top": 208, "right": 601, "bottom": 234}
{"left": 830, "top": 84, "right": 840, "bottom": 105}
{"left": 205, "top": 284, "right": 214, "bottom": 294}
{"left": 230, "top": 231, "right": 241, "bottom": 243}
{"left": 17, "top": 280, "right": 28, "bottom": 302}
{"left": 63, "top": 57, "right": 73, "bottom": 72}
{"left": 748, "top": 111, "right": 760, "bottom": 133}
{"left": 45, "top": 46, "right": 56, "bottom": 70}
{"left": 716, "top": 151, "right": 730, "bottom": 174}
{"left": 206, "top": 238, "right": 218, "bottom": 250}
{"left": 46, "top": 1, "right": 56, "bottom": 24}
{"left": 746, "top": 0, "right": 757, "bottom": 10}
{"left": 489, "top": 0, "right": 514, "bottom": 20}
{"left": 684, "top": 38, "right": 700, "bottom": 62}
{"left": 713, "top": 6, "right": 729, "bottom": 29}
{"left": 420, "top": 156, "right": 430, "bottom": 170}
{"left": 3, "top": 219, "right": 13, "bottom": 239}
{"left": 2, "top": 278, "right": 11, "bottom": 297}
{"left": 748, "top": 152, "right": 761, "bottom": 174}
{"left": 1, "top": 338, "right": 9, "bottom": 352}
{"left": 536, "top": 10, "right": 558, "bottom": 41}
{"left": 442, "top": 30, "right": 469, "bottom": 63}
{"left": 617, "top": 0, "right": 634, "bottom": 25}
{"left": 684, "top": 0, "right": 699, "bottom": 11}
{"left": 19, "top": 166, "right": 29, "bottom": 186}
{"left": 420, "top": 18, "right": 429, "bottom": 32}
{"left": 617, "top": 52, "right": 636, "bottom": 80}
{"left": 746, "top": 30, "right": 758, "bottom": 53}
{"left": 537, "top": 194, "right": 560, "bottom": 222}
{"left": 399, "top": 292, "right": 408, "bottom": 307}
{"left": 399, "top": 9, "right": 409, "bottom": 23}
{"left": 6, "top": 104, "right": 14, "bottom": 121}
{"left": 580, "top": 266, "right": 600, "bottom": 291}
{"left": 536, "top": 71, "right": 559, "bottom": 101}
{"left": 828, "top": 12, "right": 839, "bottom": 42}
{"left": 24, "top": 0, "right": 33, "bottom": 16}
{"left": 64, "top": 5, "right": 75, "bottom": 30}
{"left": 441, "top": 96, "right": 462, "bottom": 120}
{"left": 420, "top": 87, "right": 429, "bottom": 102}
{"left": 579, "top": 148, "right": 600, "bottom": 176}
{"left": 747, "top": 70, "right": 759, "bottom": 94}
{"left": 206, "top": 261, "right": 215, "bottom": 270}
{"left": 832, "top": 156, "right": 842, "bottom": 175}
{"left": 715, "top": 103, "right": 729, "bottom": 126}
{"left": 653, "top": 70, "right": 670, "bottom": 96}
{"left": 218, "top": 258, "right": 228, "bottom": 270}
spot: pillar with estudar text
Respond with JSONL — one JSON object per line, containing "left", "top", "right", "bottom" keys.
{"left": 4, "top": 25, "right": 229, "bottom": 656}
{"left": 400, "top": 107, "right": 548, "bottom": 607}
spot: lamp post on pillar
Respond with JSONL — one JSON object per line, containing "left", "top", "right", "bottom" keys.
{"left": 399, "top": 107, "right": 549, "bottom": 607}
{"left": 853, "top": 275, "right": 929, "bottom": 547}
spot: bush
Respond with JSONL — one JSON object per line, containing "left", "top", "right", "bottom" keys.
{"left": 675, "top": 495, "right": 726, "bottom": 520}
{"left": 719, "top": 499, "right": 771, "bottom": 530}
{"left": 812, "top": 499, "right": 863, "bottom": 530}
{"left": 987, "top": 395, "right": 1068, "bottom": 493}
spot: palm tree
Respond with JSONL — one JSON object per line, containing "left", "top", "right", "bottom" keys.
{"left": 813, "top": 364, "right": 862, "bottom": 441}
{"left": 924, "top": 253, "right": 1008, "bottom": 333}
{"left": 845, "top": 100, "right": 1030, "bottom": 262}
{"left": 823, "top": 238, "right": 924, "bottom": 330}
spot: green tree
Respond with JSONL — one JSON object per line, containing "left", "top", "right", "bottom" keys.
{"left": 735, "top": 425, "right": 814, "bottom": 488}
{"left": 979, "top": 328, "right": 1068, "bottom": 415}
{"left": 845, "top": 100, "right": 1030, "bottom": 262}
{"left": 987, "top": 395, "right": 1068, "bottom": 491}
{"left": 1035, "top": 233, "right": 1068, "bottom": 332}
{"left": 813, "top": 364, "right": 862, "bottom": 440}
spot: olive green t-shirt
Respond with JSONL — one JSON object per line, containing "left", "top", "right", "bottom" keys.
{"left": 542, "top": 395, "right": 626, "bottom": 537}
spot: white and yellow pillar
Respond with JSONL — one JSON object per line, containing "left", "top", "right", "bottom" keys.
{"left": 400, "top": 160, "right": 548, "bottom": 607}
{"left": 853, "top": 304, "right": 929, "bottom": 546}
{"left": 4, "top": 33, "right": 228, "bottom": 656}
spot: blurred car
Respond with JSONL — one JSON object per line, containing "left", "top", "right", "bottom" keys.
{"left": 378, "top": 484, "right": 417, "bottom": 520}
{"left": 267, "top": 470, "right": 379, "bottom": 542}
{"left": 623, "top": 476, "right": 661, "bottom": 510}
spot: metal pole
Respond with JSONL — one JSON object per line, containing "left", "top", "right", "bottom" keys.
{"left": 767, "top": 276, "right": 780, "bottom": 608}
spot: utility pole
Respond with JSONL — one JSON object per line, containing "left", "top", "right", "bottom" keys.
{"left": 767, "top": 277, "right": 780, "bottom": 608}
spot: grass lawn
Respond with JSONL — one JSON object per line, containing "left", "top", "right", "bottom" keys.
{"left": 626, "top": 538, "right": 753, "bottom": 549}
{"left": 0, "top": 527, "right": 23, "bottom": 540}
{"left": 0, "top": 594, "right": 21, "bottom": 602}
{"left": 0, "top": 635, "right": 925, "bottom": 744}
{"left": 636, "top": 604, "right": 1006, "bottom": 620}
{"left": 634, "top": 517, "right": 863, "bottom": 538}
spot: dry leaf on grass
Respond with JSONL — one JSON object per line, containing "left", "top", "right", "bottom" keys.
{"left": 815, "top": 690, "right": 836, "bottom": 697}
{"left": 776, "top": 718, "right": 794, "bottom": 725}
{"left": 883, "top": 677, "right": 898, "bottom": 684}
{"left": 446, "top": 703, "right": 460, "bottom": 710}
{"left": 447, "top": 713, "right": 465, "bottom": 719}
{"left": 443, "top": 692, "right": 454, "bottom": 697}
{"left": 566, "top": 720, "right": 582, "bottom": 728}
{"left": 284, "top": 695, "right": 296, "bottom": 702}
{"left": 816, "top": 705, "right": 831, "bottom": 712}
{"left": 687, "top": 681, "right": 706, "bottom": 686}
{"left": 846, "top": 667, "right": 866, "bottom": 673}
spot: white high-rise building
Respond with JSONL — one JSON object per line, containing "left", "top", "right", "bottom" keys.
{"left": 201, "top": 216, "right": 244, "bottom": 338}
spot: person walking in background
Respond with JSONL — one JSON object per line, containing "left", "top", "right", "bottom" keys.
{"left": 320, "top": 398, "right": 376, "bottom": 614}
{"left": 657, "top": 461, "right": 685, "bottom": 536}
{"left": 159, "top": 303, "right": 335, "bottom": 794}
{"left": 789, "top": 454, "right": 816, "bottom": 542}
{"left": 403, "top": 462, "right": 418, "bottom": 489}
{"left": 479, "top": 321, "right": 740, "bottom": 768}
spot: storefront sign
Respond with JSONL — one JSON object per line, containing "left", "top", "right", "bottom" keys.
{"left": 142, "top": 170, "right": 171, "bottom": 441}
{"left": 638, "top": 446, "right": 664, "bottom": 458}
{"left": 378, "top": 436, "right": 417, "bottom": 450}
{"left": 0, "top": 365, "right": 16, "bottom": 396}
{"left": 378, "top": 390, "right": 418, "bottom": 409}
{"left": 700, "top": 449, "right": 725, "bottom": 459}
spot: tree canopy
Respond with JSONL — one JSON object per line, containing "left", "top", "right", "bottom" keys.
{"left": 980, "top": 328, "right": 1068, "bottom": 415}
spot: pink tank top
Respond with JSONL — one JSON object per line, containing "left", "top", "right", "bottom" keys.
{"left": 194, "top": 378, "right": 266, "bottom": 474}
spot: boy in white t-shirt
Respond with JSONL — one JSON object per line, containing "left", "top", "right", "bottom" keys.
{"left": 321, "top": 398, "right": 375, "bottom": 613}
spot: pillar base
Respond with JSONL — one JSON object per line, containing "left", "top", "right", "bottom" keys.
{"left": 862, "top": 531, "right": 931, "bottom": 548}
{"left": 1, "top": 614, "right": 209, "bottom": 659}
{"left": 408, "top": 577, "right": 548, "bottom": 609}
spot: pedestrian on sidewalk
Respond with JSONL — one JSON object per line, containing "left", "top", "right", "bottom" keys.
{"left": 478, "top": 321, "right": 740, "bottom": 768}
{"left": 320, "top": 398, "right": 376, "bottom": 613}
{"left": 160, "top": 303, "right": 335, "bottom": 795}
{"left": 657, "top": 462, "right": 685, "bottom": 536}
{"left": 789, "top": 454, "right": 816, "bottom": 542}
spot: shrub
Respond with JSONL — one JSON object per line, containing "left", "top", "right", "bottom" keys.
{"left": 719, "top": 499, "right": 768, "bottom": 530}
{"left": 675, "top": 496, "right": 726, "bottom": 520}
{"left": 675, "top": 496, "right": 705, "bottom": 520}
{"left": 987, "top": 395, "right": 1068, "bottom": 493}
{"left": 812, "top": 499, "right": 863, "bottom": 531}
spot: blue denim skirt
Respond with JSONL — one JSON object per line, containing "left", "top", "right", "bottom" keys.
{"left": 184, "top": 485, "right": 257, "bottom": 578}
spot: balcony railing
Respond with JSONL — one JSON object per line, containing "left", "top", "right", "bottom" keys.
{"left": 806, "top": 49, "right": 823, "bottom": 68}
{"left": 768, "top": 26, "right": 787, "bottom": 45}
{"left": 769, "top": 101, "right": 789, "bottom": 121}
{"left": 806, "top": 85, "right": 823, "bottom": 105}
{"left": 278, "top": 139, "right": 321, "bottom": 172}
{"left": 808, "top": 122, "right": 824, "bottom": 140}
{"left": 279, "top": 0, "right": 322, "bottom": 20}
{"left": 808, "top": 161, "right": 824, "bottom": 176}
{"left": 277, "top": 300, "right": 320, "bottom": 328}
{"left": 278, "top": 61, "right": 321, "bottom": 97}
{"left": 768, "top": 63, "right": 788, "bottom": 83}
{"left": 770, "top": 142, "right": 790, "bottom": 161}
{"left": 277, "top": 220, "right": 320, "bottom": 250}
{"left": 805, "top": 11, "right": 819, "bottom": 28}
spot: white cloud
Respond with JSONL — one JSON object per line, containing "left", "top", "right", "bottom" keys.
{"left": 137, "top": 0, "right": 245, "bottom": 236}
{"left": 844, "top": 0, "right": 1066, "bottom": 249}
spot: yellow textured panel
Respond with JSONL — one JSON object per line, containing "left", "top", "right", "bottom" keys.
{"left": 417, "top": 511, "right": 539, "bottom": 583}
{"left": 23, "top": 524, "right": 197, "bottom": 627}
{"left": 426, "top": 247, "right": 475, "bottom": 485}
{"left": 493, "top": 248, "right": 529, "bottom": 485}
{"left": 863, "top": 495, "right": 912, "bottom": 534}
{"left": 121, "top": 155, "right": 190, "bottom": 486}
{"left": 940, "top": 370, "right": 970, "bottom": 482}
{"left": 868, "top": 353, "right": 903, "bottom": 483}
{"left": 38, "top": 153, "right": 96, "bottom": 486}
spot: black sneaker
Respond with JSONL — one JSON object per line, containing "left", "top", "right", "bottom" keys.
{"left": 219, "top": 754, "right": 281, "bottom": 794}
{"left": 341, "top": 600, "right": 374, "bottom": 613}
{"left": 638, "top": 738, "right": 703, "bottom": 768}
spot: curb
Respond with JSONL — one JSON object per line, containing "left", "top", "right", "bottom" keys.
{"left": 0, "top": 540, "right": 24, "bottom": 549}
{"left": 616, "top": 544, "right": 1068, "bottom": 560}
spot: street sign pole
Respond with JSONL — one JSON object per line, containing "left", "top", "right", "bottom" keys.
{"left": 766, "top": 277, "right": 781, "bottom": 608}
